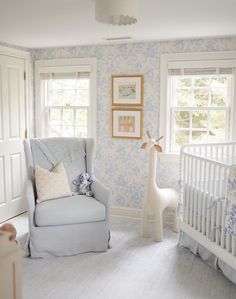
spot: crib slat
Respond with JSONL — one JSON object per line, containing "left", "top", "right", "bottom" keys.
{"left": 221, "top": 200, "right": 226, "bottom": 249}
{"left": 193, "top": 158, "right": 198, "bottom": 229}
{"left": 197, "top": 160, "right": 203, "bottom": 232}
{"left": 215, "top": 165, "right": 221, "bottom": 245}
{"left": 185, "top": 156, "right": 190, "bottom": 224}
{"left": 206, "top": 163, "right": 212, "bottom": 239}
{"left": 189, "top": 157, "right": 194, "bottom": 227}
{"left": 201, "top": 160, "right": 207, "bottom": 235}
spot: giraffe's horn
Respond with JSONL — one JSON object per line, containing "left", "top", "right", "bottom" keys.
{"left": 156, "top": 136, "right": 164, "bottom": 143}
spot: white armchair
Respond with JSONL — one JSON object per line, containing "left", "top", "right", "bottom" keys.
{"left": 24, "top": 137, "right": 111, "bottom": 258}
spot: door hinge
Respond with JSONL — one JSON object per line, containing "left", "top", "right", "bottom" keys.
{"left": 24, "top": 71, "right": 26, "bottom": 81}
{"left": 24, "top": 128, "right": 28, "bottom": 139}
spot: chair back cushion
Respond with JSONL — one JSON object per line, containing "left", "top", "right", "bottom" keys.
{"left": 35, "top": 163, "right": 72, "bottom": 203}
{"left": 29, "top": 138, "right": 88, "bottom": 192}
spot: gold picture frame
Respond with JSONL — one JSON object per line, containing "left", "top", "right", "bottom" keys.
{"left": 112, "top": 108, "right": 143, "bottom": 139}
{"left": 112, "top": 75, "right": 144, "bottom": 106}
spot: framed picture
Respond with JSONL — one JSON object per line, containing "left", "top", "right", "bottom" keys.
{"left": 112, "top": 108, "right": 143, "bottom": 139}
{"left": 112, "top": 75, "right": 144, "bottom": 106}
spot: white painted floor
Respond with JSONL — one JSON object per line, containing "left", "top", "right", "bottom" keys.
{"left": 10, "top": 214, "right": 236, "bottom": 299}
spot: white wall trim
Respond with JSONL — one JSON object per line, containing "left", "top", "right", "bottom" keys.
{"left": 111, "top": 206, "right": 175, "bottom": 225}
{"left": 35, "top": 57, "right": 97, "bottom": 138}
{"left": 160, "top": 51, "right": 236, "bottom": 152}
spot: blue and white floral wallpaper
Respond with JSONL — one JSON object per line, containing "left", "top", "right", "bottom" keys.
{"left": 29, "top": 37, "right": 236, "bottom": 209}
{"left": 4, "top": 36, "right": 236, "bottom": 209}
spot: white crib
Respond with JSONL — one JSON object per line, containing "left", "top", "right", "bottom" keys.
{"left": 179, "top": 142, "right": 236, "bottom": 270}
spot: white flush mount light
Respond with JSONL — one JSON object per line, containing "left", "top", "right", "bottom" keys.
{"left": 95, "top": 0, "right": 138, "bottom": 26}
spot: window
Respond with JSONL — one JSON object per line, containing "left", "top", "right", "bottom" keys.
{"left": 160, "top": 52, "right": 236, "bottom": 153}
{"left": 35, "top": 58, "right": 97, "bottom": 138}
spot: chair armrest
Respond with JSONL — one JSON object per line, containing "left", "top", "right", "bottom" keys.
{"left": 23, "top": 179, "right": 36, "bottom": 228}
{"left": 91, "top": 179, "right": 111, "bottom": 220}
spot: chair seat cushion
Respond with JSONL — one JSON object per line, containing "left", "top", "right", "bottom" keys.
{"left": 35, "top": 195, "right": 106, "bottom": 227}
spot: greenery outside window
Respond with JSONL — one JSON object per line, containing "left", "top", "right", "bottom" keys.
{"left": 169, "top": 74, "right": 232, "bottom": 152}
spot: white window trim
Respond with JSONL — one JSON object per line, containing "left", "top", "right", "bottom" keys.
{"left": 160, "top": 51, "right": 236, "bottom": 155}
{"left": 35, "top": 57, "right": 97, "bottom": 139}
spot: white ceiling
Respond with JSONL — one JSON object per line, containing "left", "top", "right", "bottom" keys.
{"left": 0, "top": 0, "right": 236, "bottom": 49}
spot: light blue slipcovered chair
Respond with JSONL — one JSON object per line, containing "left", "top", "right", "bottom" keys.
{"left": 24, "top": 137, "right": 111, "bottom": 258}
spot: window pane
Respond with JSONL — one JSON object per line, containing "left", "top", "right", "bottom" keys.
{"left": 63, "top": 79, "right": 76, "bottom": 90}
{"left": 76, "top": 89, "right": 89, "bottom": 106}
{"left": 211, "top": 88, "right": 227, "bottom": 106}
{"left": 63, "top": 90, "right": 76, "bottom": 105}
{"left": 192, "top": 111, "right": 208, "bottom": 128}
{"left": 177, "top": 78, "right": 192, "bottom": 88}
{"left": 208, "top": 129, "right": 225, "bottom": 142}
{"left": 49, "top": 126, "right": 61, "bottom": 137}
{"left": 62, "top": 126, "right": 74, "bottom": 137}
{"left": 194, "top": 77, "right": 210, "bottom": 87}
{"left": 76, "top": 79, "right": 89, "bottom": 89}
{"left": 62, "top": 109, "right": 74, "bottom": 125}
{"left": 194, "top": 89, "right": 209, "bottom": 107}
{"left": 75, "top": 127, "right": 87, "bottom": 138}
{"left": 174, "top": 130, "right": 189, "bottom": 148}
{"left": 49, "top": 109, "right": 61, "bottom": 125}
{"left": 51, "top": 79, "right": 63, "bottom": 90}
{"left": 176, "top": 89, "right": 192, "bottom": 106}
{"left": 209, "top": 110, "right": 226, "bottom": 142}
{"left": 192, "top": 131, "right": 208, "bottom": 143}
{"left": 50, "top": 90, "right": 63, "bottom": 106}
{"left": 175, "top": 111, "right": 190, "bottom": 128}
{"left": 76, "top": 109, "right": 87, "bottom": 126}
{"left": 211, "top": 76, "right": 228, "bottom": 88}
{"left": 209, "top": 110, "right": 226, "bottom": 129}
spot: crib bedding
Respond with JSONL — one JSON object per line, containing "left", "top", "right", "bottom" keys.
{"left": 179, "top": 231, "right": 236, "bottom": 285}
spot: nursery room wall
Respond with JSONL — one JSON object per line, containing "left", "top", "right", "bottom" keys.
{"left": 30, "top": 36, "right": 236, "bottom": 211}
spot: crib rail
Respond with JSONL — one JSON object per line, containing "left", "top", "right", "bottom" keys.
{"left": 180, "top": 142, "right": 236, "bottom": 258}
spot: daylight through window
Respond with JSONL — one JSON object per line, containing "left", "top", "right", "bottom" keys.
{"left": 41, "top": 72, "right": 90, "bottom": 138}
{"left": 169, "top": 74, "right": 232, "bottom": 151}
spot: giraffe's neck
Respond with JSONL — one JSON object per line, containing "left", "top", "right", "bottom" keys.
{"left": 148, "top": 146, "right": 158, "bottom": 186}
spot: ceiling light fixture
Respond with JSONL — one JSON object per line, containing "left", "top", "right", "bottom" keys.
{"left": 95, "top": 0, "right": 137, "bottom": 26}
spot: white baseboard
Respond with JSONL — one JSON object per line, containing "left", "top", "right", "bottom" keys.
{"left": 111, "top": 206, "right": 141, "bottom": 219}
{"left": 111, "top": 206, "right": 175, "bottom": 225}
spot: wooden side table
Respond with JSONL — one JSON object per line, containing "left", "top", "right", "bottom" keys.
{"left": 0, "top": 232, "right": 24, "bottom": 299}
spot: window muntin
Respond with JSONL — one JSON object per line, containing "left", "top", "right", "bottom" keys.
{"left": 169, "top": 74, "right": 232, "bottom": 152}
{"left": 42, "top": 75, "right": 90, "bottom": 138}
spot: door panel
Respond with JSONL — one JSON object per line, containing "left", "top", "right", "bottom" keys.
{"left": 0, "top": 66, "right": 3, "bottom": 141}
{"left": 0, "top": 54, "right": 26, "bottom": 222}
{"left": 8, "top": 66, "right": 21, "bottom": 139}
{"left": 0, "top": 156, "right": 5, "bottom": 205}
{"left": 10, "top": 153, "right": 22, "bottom": 200}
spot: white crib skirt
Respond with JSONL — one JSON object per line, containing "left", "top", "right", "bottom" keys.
{"left": 179, "top": 231, "right": 236, "bottom": 285}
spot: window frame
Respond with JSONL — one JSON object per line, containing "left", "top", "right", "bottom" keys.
{"left": 160, "top": 51, "right": 236, "bottom": 154}
{"left": 35, "top": 58, "right": 97, "bottom": 139}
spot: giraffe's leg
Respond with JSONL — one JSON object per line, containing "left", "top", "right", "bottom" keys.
{"left": 153, "top": 209, "right": 163, "bottom": 242}
{"left": 172, "top": 208, "right": 178, "bottom": 233}
{"left": 141, "top": 208, "right": 150, "bottom": 238}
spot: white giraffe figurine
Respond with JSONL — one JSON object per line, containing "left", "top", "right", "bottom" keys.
{"left": 141, "top": 131, "right": 178, "bottom": 242}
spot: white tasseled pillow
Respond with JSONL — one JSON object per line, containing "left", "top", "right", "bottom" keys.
{"left": 35, "top": 163, "right": 72, "bottom": 203}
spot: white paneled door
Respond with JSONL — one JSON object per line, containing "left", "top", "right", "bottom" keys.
{"left": 0, "top": 54, "right": 27, "bottom": 222}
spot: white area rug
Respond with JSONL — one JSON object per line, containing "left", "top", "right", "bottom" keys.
{"left": 12, "top": 214, "right": 236, "bottom": 299}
